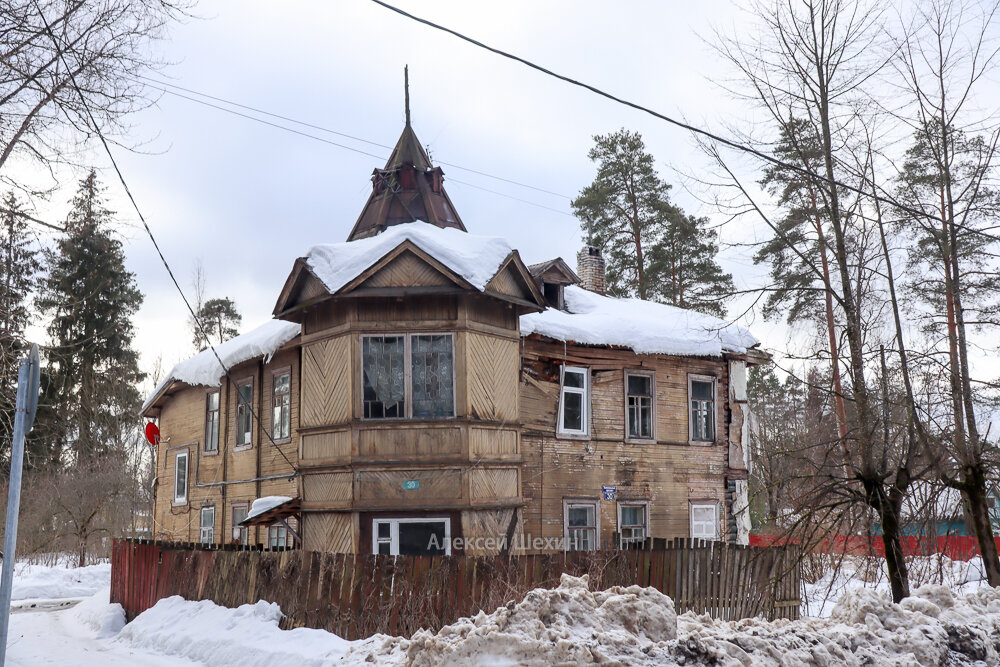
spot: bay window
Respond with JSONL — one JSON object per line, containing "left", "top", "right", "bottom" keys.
{"left": 362, "top": 334, "right": 454, "bottom": 419}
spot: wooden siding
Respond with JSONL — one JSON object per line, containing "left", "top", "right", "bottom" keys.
{"left": 357, "top": 426, "right": 463, "bottom": 460}
{"left": 461, "top": 508, "right": 522, "bottom": 555}
{"left": 302, "top": 513, "right": 356, "bottom": 553}
{"left": 301, "top": 430, "right": 351, "bottom": 462}
{"left": 466, "top": 333, "right": 519, "bottom": 421}
{"left": 358, "top": 249, "right": 455, "bottom": 289}
{"left": 300, "top": 336, "right": 351, "bottom": 427}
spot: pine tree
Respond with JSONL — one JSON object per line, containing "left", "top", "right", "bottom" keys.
{"left": 572, "top": 129, "right": 734, "bottom": 315}
{"left": 0, "top": 192, "right": 40, "bottom": 465}
{"left": 33, "top": 170, "right": 145, "bottom": 466}
{"left": 192, "top": 297, "right": 242, "bottom": 351}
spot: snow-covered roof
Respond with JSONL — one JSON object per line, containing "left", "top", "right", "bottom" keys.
{"left": 304, "top": 221, "right": 513, "bottom": 293}
{"left": 520, "top": 285, "right": 758, "bottom": 357}
{"left": 141, "top": 319, "right": 301, "bottom": 413}
{"left": 247, "top": 496, "right": 294, "bottom": 522}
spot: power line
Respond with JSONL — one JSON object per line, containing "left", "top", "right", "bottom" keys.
{"left": 137, "top": 74, "right": 572, "bottom": 200}
{"left": 30, "top": 0, "right": 300, "bottom": 477}
{"left": 366, "top": 0, "right": 949, "bottom": 227}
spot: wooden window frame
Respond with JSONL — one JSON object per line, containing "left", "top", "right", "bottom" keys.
{"left": 234, "top": 376, "right": 254, "bottom": 450}
{"left": 231, "top": 503, "right": 249, "bottom": 545}
{"left": 199, "top": 505, "right": 215, "bottom": 544}
{"left": 268, "top": 523, "right": 289, "bottom": 549}
{"left": 690, "top": 501, "right": 720, "bottom": 540}
{"left": 172, "top": 450, "right": 188, "bottom": 506}
{"left": 360, "top": 333, "right": 456, "bottom": 421}
{"left": 563, "top": 499, "right": 599, "bottom": 551}
{"left": 617, "top": 500, "right": 650, "bottom": 548}
{"left": 370, "top": 516, "right": 452, "bottom": 555}
{"left": 687, "top": 374, "right": 717, "bottom": 445}
{"left": 270, "top": 366, "right": 292, "bottom": 444}
{"left": 557, "top": 366, "right": 590, "bottom": 438}
{"left": 624, "top": 370, "right": 655, "bottom": 443}
{"left": 204, "top": 389, "right": 220, "bottom": 455}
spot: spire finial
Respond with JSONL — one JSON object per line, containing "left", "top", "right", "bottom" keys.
{"left": 404, "top": 65, "right": 411, "bottom": 127}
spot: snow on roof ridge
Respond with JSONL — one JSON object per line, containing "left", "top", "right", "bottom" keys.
{"left": 141, "top": 319, "right": 301, "bottom": 413}
{"left": 520, "top": 285, "right": 758, "bottom": 357}
{"left": 305, "top": 221, "right": 513, "bottom": 294}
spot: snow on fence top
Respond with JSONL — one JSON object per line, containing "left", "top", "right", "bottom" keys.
{"left": 247, "top": 496, "right": 293, "bottom": 521}
{"left": 520, "top": 285, "right": 758, "bottom": 357}
{"left": 305, "top": 221, "right": 513, "bottom": 293}
{"left": 142, "top": 319, "right": 301, "bottom": 413}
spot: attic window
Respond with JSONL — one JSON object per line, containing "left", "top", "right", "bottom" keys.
{"left": 399, "top": 164, "right": 416, "bottom": 189}
{"left": 543, "top": 282, "right": 564, "bottom": 310}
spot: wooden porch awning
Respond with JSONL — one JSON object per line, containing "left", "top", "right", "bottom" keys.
{"left": 239, "top": 497, "right": 301, "bottom": 527}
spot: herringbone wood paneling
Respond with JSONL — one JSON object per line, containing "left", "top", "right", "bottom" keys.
{"left": 302, "top": 472, "right": 352, "bottom": 505}
{"left": 359, "top": 251, "right": 452, "bottom": 289}
{"left": 300, "top": 336, "right": 350, "bottom": 427}
{"left": 356, "top": 469, "right": 464, "bottom": 504}
{"left": 461, "top": 508, "right": 522, "bottom": 555}
{"left": 302, "top": 512, "right": 354, "bottom": 553}
{"left": 467, "top": 334, "right": 518, "bottom": 420}
{"left": 358, "top": 427, "right": 461, "bottom": 459}
{"left": 470, "top": 467, "right": 518, "bottom": 501}
{"left": 486, "top": 265, "right": 530, "bottom": 301}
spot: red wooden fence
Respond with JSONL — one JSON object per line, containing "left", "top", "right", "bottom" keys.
{"left": 111, "top": 538, "right": 801, "bottom": 640}
{"left": 750, "top": 534, "right": 998, "bottom": 560}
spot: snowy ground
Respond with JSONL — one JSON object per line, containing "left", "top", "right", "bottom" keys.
{"left": 6, "top": 555, "right": 1000, "bottom": 665}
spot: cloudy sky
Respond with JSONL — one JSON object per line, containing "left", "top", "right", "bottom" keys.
{"left": 17, "top": 0, "right": 769, "bottom": 390}
{"left": 24, "top": 0, "right": 998, "bottom": 396}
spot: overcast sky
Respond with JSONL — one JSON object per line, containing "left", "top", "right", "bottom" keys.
{"left": 22, "top": 0, "right": 998, "bottom": 396}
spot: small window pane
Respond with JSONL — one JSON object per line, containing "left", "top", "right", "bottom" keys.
{"left": 562, "top": 392, "right": 583, "bottom": 431}
{"left": 564, "top": 369, "right": 585, "bottom": 388}
{"left": 377, "top": 522, "right": 390, "bottom": 539}
{"left": 568, "top": 505, "right": 594, "bottom": 527}
{"left": 377, "top": 542, "right": 391, "bottom": 555}
{"left": 692, "top": 380, "right": 713, "bottom": 400}
{"left": 621, "top": 506, "right": 644, "bottom": 526}
{"left": 627, "top": 375, "right": 651, "bottom": 396}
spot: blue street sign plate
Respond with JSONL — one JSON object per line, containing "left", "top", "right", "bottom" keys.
{"left": 402, "top": 480, "right": 420, "bottom": 490}
{"left": 602, "top": 485, "right": 617, "bottom": 501}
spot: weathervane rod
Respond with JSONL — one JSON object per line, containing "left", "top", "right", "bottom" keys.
{"left": 404, "top": 65, "right": 411, "bottom": 127}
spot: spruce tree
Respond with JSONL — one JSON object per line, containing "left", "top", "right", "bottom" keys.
{"left": 0, "top": 192, "right": 40, "bottom": 465}
{"left": 572, "top": 129, "right": 734, "bottom": 315}
{"left": 34, "top": 170, "right": 145, "bottom": 466}
{"left": 192, "top": 297, "right": 242, "bottom": 351}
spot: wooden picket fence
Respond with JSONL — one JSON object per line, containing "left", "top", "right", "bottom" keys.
{"left": 110, "top": 538, "right": 800, "bottom": 640}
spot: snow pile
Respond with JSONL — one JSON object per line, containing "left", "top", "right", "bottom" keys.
{"left": 117, "top": 596, "right": 351, "bottom": 666}
{"left": 521, "top": 285, "right": 759, "bottom": 357}
{"left": 143, "top": 318, "right": 301, "bottom": 411}
{"left": 247, "top": 495, "right": 293, "bottom": 521}
{"left": 678, "top": 584, "right": 1000, "bottom": 666}
{"left": 306, "top": 221, "right": 513, "bottom": 293}
{"left": 347, "top": 573, "right": 678, "bottom": 665}
{"left": 9, "top": 561, "right": 110, "bottom": 601}
{"left": 70, "top": 587, "right": 126, "bottom": 638}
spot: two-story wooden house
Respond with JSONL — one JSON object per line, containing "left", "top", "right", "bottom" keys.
{"left": 142, "top": 115, "right": 764, "bottom": 555}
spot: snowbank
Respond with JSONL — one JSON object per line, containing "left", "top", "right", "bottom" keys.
{"left": 143, "top": 319, "right": 301, "bottom": 412}
{"left": 70, "top": 586, "right": 126, "bottom": 638}
{"left": 247, "top": 495, "right": 293, "bottom": 521}
{"left": 348, "top": 573, "right": 678, "bottom": 665}
{"left": 9, "top": 561, "right": 110, "bottom": 601}
{"left": 116, "top": 596, "right": 351, "bottom": 666}
{"left": 521, "top": 285, "right": 758, "bottom": 357}
{"left": 306, "top": 221, "right": 513, "bottom": 293}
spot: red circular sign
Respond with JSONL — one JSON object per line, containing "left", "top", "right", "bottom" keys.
{"left": 145, "top": 422, "right": 160, "bottom": 446}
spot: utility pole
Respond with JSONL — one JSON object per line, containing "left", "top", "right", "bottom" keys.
{"left": 0, "top": 344, "right": 40, "bottom": 666}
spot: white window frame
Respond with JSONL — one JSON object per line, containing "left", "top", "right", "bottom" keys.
{"left": 690, "top": 502, "right": 719, "bottom": 540}
{"left": 200, "top": 505, "right": 215, "bottom": 544}
{"left": 173, "top": 450, "right": 188, "bottom": 505}
{"left": 617, "top": 501, "right": 650, "bottom": 548}
{"left": 232, "top": 503, "right": 249, "bottom": 545}
{"left": 688, "top": 374, "right": 718, "bottom": 444}
{"left": 624, "top": 370, "right": 655, "bottom": 442}
{"left": 360, "top": 333, "right": 456, "bottom": 420}
{"left": 557, "top": 366, "right": 590, "bottom": 437}
{"left": 235, "top": 377, "right": 254, "bottom": 449}
{"left": 268, "top": 523, "right": 288, "bottom": 549}
{"left": 370, "top": 517, "right": 452, "bottom": 555}
{"left": 563, "top": 500, "right": 599, "bottom": 551}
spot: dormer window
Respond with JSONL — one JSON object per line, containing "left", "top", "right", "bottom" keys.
{"left": 543, "top": 282, "right": 565, "bottom": 310}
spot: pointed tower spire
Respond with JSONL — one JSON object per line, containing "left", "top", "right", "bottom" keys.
{"left": 345, "top": 69, "right": 466, "bottom": 241}
{"left": 404, "top": 65, "right": 411, "bottom": 127}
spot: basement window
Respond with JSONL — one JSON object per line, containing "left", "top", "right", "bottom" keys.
{"left": 371, "top": 517, "right": 451, "bottom": 556}
{"left": 557, "top": 366, "right": 589, "bottom": 436}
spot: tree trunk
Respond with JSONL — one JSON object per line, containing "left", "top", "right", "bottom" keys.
{"left": 77, "top": 534, "right": 87, "bottom": 568}
{"left": 877, "top": 486, "right": 910, "bottom": 603}
{"left": 963, "top": 468, "right": 1000, "bottom": 586}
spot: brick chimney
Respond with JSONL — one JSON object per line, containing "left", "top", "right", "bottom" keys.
{"left": 576, "top": 245, "right": 606, "bottom": 295}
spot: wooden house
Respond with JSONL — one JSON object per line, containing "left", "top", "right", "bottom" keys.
{"left": 142, "top": 115, "right": 764, "bottom": 555}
